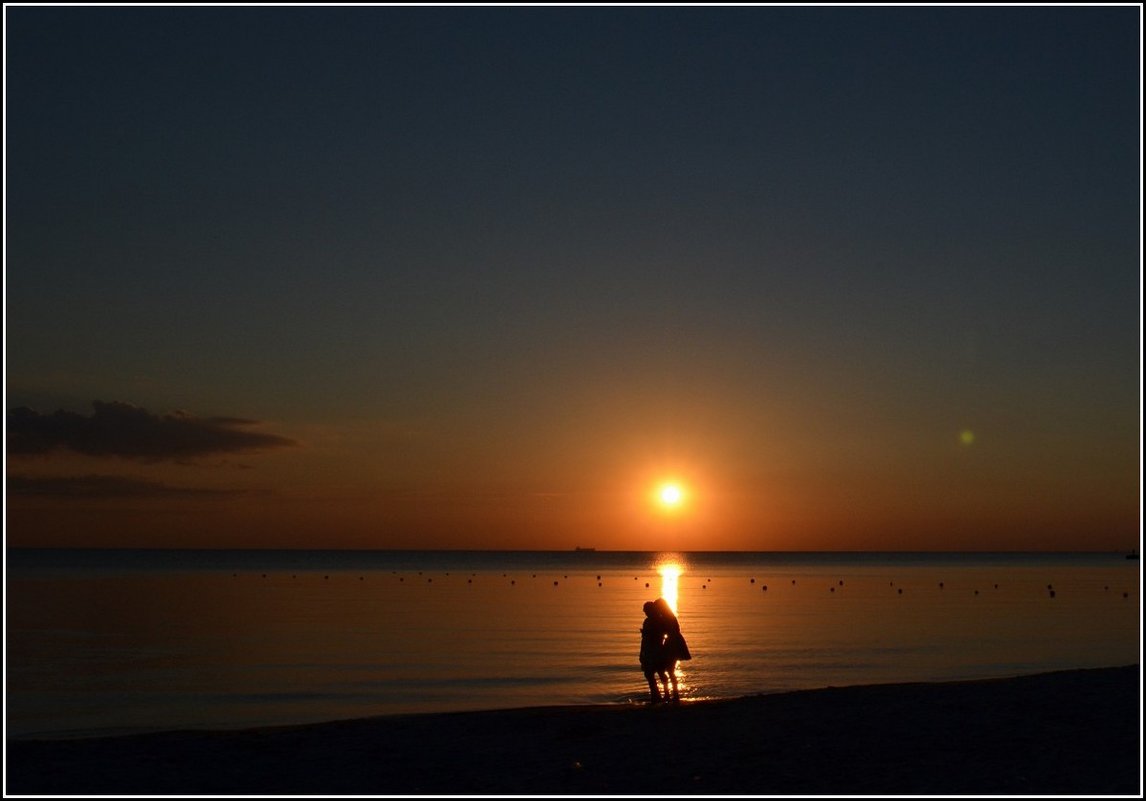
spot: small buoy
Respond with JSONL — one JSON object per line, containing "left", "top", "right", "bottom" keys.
{"left": 750, "top": 578, "right": 755, "bottom": 584}
{"left": 645, "top": 582, "right": 650, "bottom": 588}
{"left": 829, "top": 587, "right": 835, "bottom": 593}
{"left": 554, "top": 581, "right": 559, "bottom": 586}
{"left": 898, "top": 588, "right": 903, "bottom": 594}
{"left": 762, "top": 585, "right": 767, "bottom": 591}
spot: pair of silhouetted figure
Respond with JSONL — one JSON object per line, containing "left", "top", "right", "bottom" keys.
{"left": 639, "top": 597, "right": 691, "bottom": 703}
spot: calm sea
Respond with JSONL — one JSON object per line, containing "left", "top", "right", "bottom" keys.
{"left": 5, "top": 549, "right": 1140, "bottom": 739}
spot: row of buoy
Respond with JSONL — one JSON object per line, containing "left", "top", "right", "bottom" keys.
{"left": 226, "top": 572, "right": 1133, "bottom": 598}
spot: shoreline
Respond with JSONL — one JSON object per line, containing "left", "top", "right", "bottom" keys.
{"left": 6, "top": 665, "right": 1141, "bottom": 795}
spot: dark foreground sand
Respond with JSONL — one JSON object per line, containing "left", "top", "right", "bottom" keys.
{"left": 6, "top": 665, "right": 1140, "bottom": 796}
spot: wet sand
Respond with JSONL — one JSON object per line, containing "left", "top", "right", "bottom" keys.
{"left": 6, "top": 665, "right": 1140, "bottom": 796}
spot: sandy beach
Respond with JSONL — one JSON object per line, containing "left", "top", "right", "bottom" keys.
{"left": 6, "top": 665, "right": 1140, "bottom": 796}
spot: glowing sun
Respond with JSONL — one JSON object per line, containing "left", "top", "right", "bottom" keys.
{"left": 659, "top": 483, "right": 684, "bottom": 507}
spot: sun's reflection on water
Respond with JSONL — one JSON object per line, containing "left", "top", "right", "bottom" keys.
{"left": 658, "top": 563, "right": 681, "bottom": 613}
{"left": 654, "top": 555, "right": 690, "bottom": 698}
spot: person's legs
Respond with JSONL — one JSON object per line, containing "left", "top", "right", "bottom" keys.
{"left": 667, "top": 662, "right": 680, "bottom": 701}
{"left": 658, "top": 670, "right": 669, "bottom": 699}
{"left": 644, "top": 671, "right": 661, "bottom": 703}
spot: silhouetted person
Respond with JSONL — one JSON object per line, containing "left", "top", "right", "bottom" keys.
{"left": 639, "top": 598, "right": 691, "bottom": 703}
{"left": 640, "top": 601, "right": 669, "bottom": 702}
{"left": 651, "top": 597, "right": 690, "bottom": 701}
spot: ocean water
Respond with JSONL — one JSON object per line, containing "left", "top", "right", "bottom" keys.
{"left": 5, "top": 549, "right": 1140, "bottom": 739}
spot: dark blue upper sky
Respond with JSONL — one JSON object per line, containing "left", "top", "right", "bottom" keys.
{"left": 5, "top": 6, "right": 1140, "bottom": 550}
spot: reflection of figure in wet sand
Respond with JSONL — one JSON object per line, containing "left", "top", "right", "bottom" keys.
{"left": 639, "top": 598, "right": 692, "bottom": 703}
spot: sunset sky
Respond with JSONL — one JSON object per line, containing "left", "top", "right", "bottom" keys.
{"left": 5, "top": 6, "right": 1141, "bottom": 551}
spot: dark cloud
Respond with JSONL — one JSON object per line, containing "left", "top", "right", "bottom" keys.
{"left": 7, "top": 401, "right": 297, "bottom": 461}
{"left": 7, "top": 474, "right": 249, "bottom": 499}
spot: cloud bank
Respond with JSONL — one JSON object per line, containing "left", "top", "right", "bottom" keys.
{"left": 7, "top": 401, "right": 296, "bottom": 461}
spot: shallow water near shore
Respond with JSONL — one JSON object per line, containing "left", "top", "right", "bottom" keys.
{"left": 6, "top": 549, "right": 1139, "bottom": 738}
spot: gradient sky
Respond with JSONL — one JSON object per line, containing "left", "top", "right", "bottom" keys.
{"left": 5, "top": 6, "right": 1141, "bottom": 551}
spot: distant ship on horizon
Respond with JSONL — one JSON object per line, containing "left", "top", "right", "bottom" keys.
{"left": 574, "top": 546, "right": 596, "bottom": 552}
